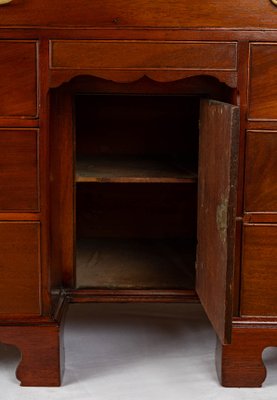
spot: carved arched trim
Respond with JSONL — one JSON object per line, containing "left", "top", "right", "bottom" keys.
{"left": 49, "top": 69, "right": 237, "bottom": 90}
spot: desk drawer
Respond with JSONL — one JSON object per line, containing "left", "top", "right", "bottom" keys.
{"left": 0, "top": 130, "right": 38, "bottom": 211}
{"left": 0, "top": 41, "right": 37, "bottom": 117}
{"left": 248, "top": 43, "right": 277, "bottom": 121}
{"left": 244, "top": 131, "right": 277, "bottom": 212}
{"left": 50, "top": 41, "right": 237, "bottom": 71}
{"left": 0, "top": 222, "right": 41, "bottom": 315}
{"left": 0, "top": 1, "right": 277, "bottom": 29}
{"left": 241, "top": 224, "right": 277, "bottom": 317}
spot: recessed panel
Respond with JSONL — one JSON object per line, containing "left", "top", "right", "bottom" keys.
{"left": 241, "top": 224, "right": 277, "bottom": 316}
{"left": 0, "top": 41, "right": 37, "bottom": 117}
{"left": 249, "top": 44, "right": 277, "bottom": 121}
{"left": 0, "top": 130, "right": 38, "bottom": 211}
{"left": 51, "top": 41, "right": 237, "bottom": 71}
{"left": 244, "top": 131, "right": 277, "bottom": 212}
{"left": 0, "top": 222, "right": 41, "bottom": 315}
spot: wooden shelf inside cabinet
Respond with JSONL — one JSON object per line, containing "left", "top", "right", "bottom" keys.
{"left": 76, "top": 238, "right": 196, "bottom": 290}
{"left": 75, "top": 156, "right": 197, "bottom": 184}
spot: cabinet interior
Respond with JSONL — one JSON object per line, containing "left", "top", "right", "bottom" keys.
{"left": 50, "top": 76, "right": 234, "bottom": 297}
{"left": 75, "top": 94, "right": 199, "bottom": 290}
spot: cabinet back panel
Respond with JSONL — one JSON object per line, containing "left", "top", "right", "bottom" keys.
{"left": 75, "top": 95, "right": 199, "bottom": 164}
{"left": 76, "top": 183, "right": 197, "bottom": 239}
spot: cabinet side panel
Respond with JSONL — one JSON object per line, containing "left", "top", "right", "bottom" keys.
{"left": 50, "top": 88, "right": 75, "bottom": 288}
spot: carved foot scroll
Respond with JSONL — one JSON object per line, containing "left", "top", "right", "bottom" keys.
{"left": 0, "top": 324, "right": 63, "bottom": 386}
{"left": 217, "top": 322, "right": 277, "bottom": 387}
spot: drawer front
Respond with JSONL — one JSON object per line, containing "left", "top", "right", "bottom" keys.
{"left": 51, "top": 41, "right": 237, "bottom": 71}
{"left": 0, "top": 41, "right": 37, "bottom": 117}
{"left": 241, "top": 224, "right": 277, "bottom": 316}
{"left": 0, "top": 130, "right": 38, "bottom": 211}
{"left": 0, "top": 222, "right": 41, "bottom": 315}
{"left": 0, "top": 1, "right": 277, "bottom": 29}
{"left": 248, "top": 43, "right": 277, "bottom": 121}
{"left": 244, "top": 131, "right": 277, "bottom": 212}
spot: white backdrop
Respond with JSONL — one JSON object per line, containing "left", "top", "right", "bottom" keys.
{"left": 1, "top": 303, "right": 277, "bottom": 400}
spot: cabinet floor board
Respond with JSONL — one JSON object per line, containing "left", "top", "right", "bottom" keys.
{"left": 76, "top": 238, "right": 196, "bottom": 290}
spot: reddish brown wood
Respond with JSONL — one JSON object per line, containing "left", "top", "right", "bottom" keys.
{"left": 0, "top": 324, "right": 63, "bottom": 386}
{"left": 0, "top": 1, "right": 276, "bottom": 389}
{"left": 241, "top": 224, "right": 277, "bottom": 316}
{"left": 235, "top": 40, "right": 249, "bottom": 216}
{"left": 0, "top": 213, "right": 40, "bottom": 221}
{"left": 0, "top": 1, "right": 277, "bottom": 29}
{"left": 69, "top": 289, "right": 199, "bottom": 303}
{"left": 233, "top": 220, "right": 243, "bottom": 317}
{"left": 49, "top": 87, "right": 75, "bottom": 288}
{"left": 0, "top": 129, "right": 38, "bottom": 211}
{"left": 217, "top": 322, "right": 277, "bottom": 387}
{"left": 248, "top": 44, "right": 277, "bottom": 121}
{"left": 1, "top": 27, "right": 277, "bottom": 43}
{"left": 0, "top": 41, "right": 37, "bottom": 117}
{"left": 247, "top": 120, "right": 277, "bottom": 131}
{"left": 0, "top": 222, "right": 41, "bottom": 315}
{"left": 243, "top": 214, "right": 277, "bottom": 224}
{"left": 0, "top": 118, "right": 39, "bottom": 128}
{"left": 76, "top": 238, "right": 195, "bottom": 290}
{"left": 244, "top": 131, "right": 277, "bottom": 212}
{"left": 51, "top": 40, "right": 237, "bottom": 71}
{"left": 196, "top": 100, "right": 239, "bottom": 344}
{"left": 37, "top": 37, "right": 55, "bottom": 315}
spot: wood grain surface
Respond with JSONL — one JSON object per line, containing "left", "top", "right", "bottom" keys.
{"left": 0, "top": 324, "right": 62, "bottom": 386}
{"left": 241, "top": 224, "right": 277, "bottom": 316}
{"left": 0, "top": 130, "right": 38, "bottom": 211}
{"left": 249, "top": 44, "right": 277, "bottom": 121}
{"left": 0, "top": 222, "right": 41, "bottom": 315}
{"left": 0, "top": 0, "right": 276, "bottom": 28}
{"left": 244, "top": 131, "right": 277, "bottom": 212}
{"left": 76, "top": 238, "right": 196, "bottom": 290}
{"left": 0, "top": 41, "right": 37, "bottom": 117}
{"left": 196, "top": 100, "right": 239, "bottom": 344}
{"left": 51, "top": 41, "right": 237, "bottom": 71}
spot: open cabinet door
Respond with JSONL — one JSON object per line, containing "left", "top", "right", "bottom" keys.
{"left": 196, "top": 99, "right": 239, "bottom": 344}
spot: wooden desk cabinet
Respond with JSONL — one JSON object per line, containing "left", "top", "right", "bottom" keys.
{"left": 0, "top": 0, "right": 276, "bottom": 388}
